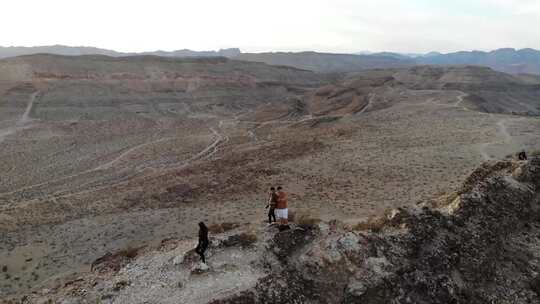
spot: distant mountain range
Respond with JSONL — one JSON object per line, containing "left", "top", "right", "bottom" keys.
{"left": 0, "top": 45, "right": 241, "bottom": 59}
{"left": 416, "top": 48, "right": 540, "bottom": 75}
{"left": 234, "top": 51, "right": 415, "bottom": 73}
{"left": 1, "top": 45, "right": 539, "bottom": 74}
{"left": 362, "top": 48, "right": 540, "bottom": 74}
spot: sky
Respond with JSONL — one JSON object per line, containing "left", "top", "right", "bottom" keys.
{"left": 1, "top": 0, "right": 539, "bottom": 54}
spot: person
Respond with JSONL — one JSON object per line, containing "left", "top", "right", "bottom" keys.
{"left": 195, "top": 222, "right": 209, "bottom": 263}
{"left": 266, "top": 187, "right": 278, "bottom": 224}
{"left": 275, "top": 186, "right": 290, "bottom": 230}
{"left": 518, "top": 150, "right": 527, "bottom": 161}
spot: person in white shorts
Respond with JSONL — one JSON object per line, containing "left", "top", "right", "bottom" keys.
{"left": 275, "top": 186, "right": 290, "bottom": 230}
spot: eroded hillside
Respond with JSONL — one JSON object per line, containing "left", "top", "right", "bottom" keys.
{"left": 1, "top": 56, "right": 539, "bottom": 297}
{"left": 6, "top": 157, "right": 539, "bottom": 304}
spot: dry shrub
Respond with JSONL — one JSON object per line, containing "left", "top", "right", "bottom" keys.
{"left": 293, "top": 209, "right": 322, "bottom": 229}
{"left": 288, "top": 210, "right": 296, "bottom": 222}
{"left": 208, "top": 223, "right": 225, "bottom": 234}
{"left": 238, "top": 232, "right": 258, "bottom": 245}
{"left": 208, "top": 222, "right": 241, "bottom": 234}
{"left": 353, "top": 215, "right": 388, "bottom": 233}
{"left": 91, "top": 246, "right": 144, "bottom": 273}
{"left": 117, "top": 247, "right": 141, "bottom": 259}
{"left": 431, "top": 191, "right": 459, "bottom": 209}
{"left": 221, "top": 222, "right": 241, "bottom": 231}
{"left": 353, "top": 208, "right": 411, "bottom": 233}
{"left": 222, "top": 231, "right": 258, "bottom": 248}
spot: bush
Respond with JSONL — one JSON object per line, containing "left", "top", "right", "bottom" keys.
{"left": 238, "top": 232, "right": 258, "bottom": 245}
{"left": 287, "top": 210, "right": 296, "bottom": 222}
{"left": 431, "top": 191, "right": 459, "bottom": 209}
{"left": 292, "top": 209, "right": 322, "bottom": 229}
{"left": 353, "top": 216, "right": 387, "bottom": 233}
{"left": 222, "top": 231, "right": 258, "bottom": 248}
{"left": 117, "top": 247, "right": 140, "bottom": 259}
{"left": 208, "top": 223, "right": 224, "bottom": 234}
{"left": 353, "top": 208, "right": 411, "bottom": 232}
{"left": 208, "top": 222, "right": 241, "bottom": 234}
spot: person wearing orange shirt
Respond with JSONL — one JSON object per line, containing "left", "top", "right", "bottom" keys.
{"left": 275, "top": 186, "right": 290, "bottom": 230}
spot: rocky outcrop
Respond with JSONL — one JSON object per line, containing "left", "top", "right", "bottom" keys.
{"left": 208, "top": 157, "right": 540, "bottom": 304}
{"left": 6, "top": 158, "right": 539, "bottom": 303}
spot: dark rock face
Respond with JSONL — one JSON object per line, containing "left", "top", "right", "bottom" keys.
{"left": 271, "top": 228, "right": 315, "bottom": 261}
{"left": 221, "top": 158, "right": 540, "bottom": 303}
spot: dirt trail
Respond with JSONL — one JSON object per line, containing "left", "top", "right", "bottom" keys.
{"left": 430, "top": 91, "right": 514, "bottom": 161}
{"left": 0, "top": 91, "right": 38, "bottom": 144}
{"left": 356, "top": 93, "right": 375, "bottom": 114}
{"left": 94, "top": 136, "right": 180, "bottom": 171}
{"left": 478, "top": 143, "right": 493, "bottom": 161}
{"left": 0, "top": 126, "right": 225, "bottom": 200}
{"left": 55, "top": 127, "right": 226, "bottom": 199}
{"left": 20, "top": 92, "right": 38, "bottom": 124}
{"left": 496, "top": 119, "right": 512, "bottom": 143}
{"left": 477, "top": 117, "right": 523, "bottom": 161}
{"left": 454, "top": 92, "right": 467, "bottom": 109}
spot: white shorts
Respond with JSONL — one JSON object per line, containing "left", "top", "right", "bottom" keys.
{"left": 275, "top": 208, "right": 288, "bottom": 220}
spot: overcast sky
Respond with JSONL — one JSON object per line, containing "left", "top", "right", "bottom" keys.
{"left": 1, "top": 0, "right": 539, "bottom": 54}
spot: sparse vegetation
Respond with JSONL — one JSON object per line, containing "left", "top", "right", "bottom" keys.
{"left": 117, "top": 247, "right": 140, "bottom": 259}
{"left": 353, "top": 215, "right": 389, "bottom": 233}
{"left": 222, "top": 231, "right": 258, "bottom": 248}
{"left": 208, "top": 222, "right": 241, "bottom": 234}
{"left": 431, "top": 191, "right": 459, "bottom": 209}
{"left": 293, "top": 209, "right": 322, "bottom": 229}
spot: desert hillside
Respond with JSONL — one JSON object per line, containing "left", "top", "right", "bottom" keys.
{"left": 1, "top": 55, "right": 539, "bottom": 298}
{"left": 6, "top": 157, "right": 540, "bottom": 304}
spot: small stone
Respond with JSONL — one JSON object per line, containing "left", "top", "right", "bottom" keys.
{"left": 191, "top": 262, "right": 210, "bottom": 274}
{"left": 347, "top": 280, "right": 367, "bottom": 297}
{"left": 173, "top": 255, "right": 184, "bottom": 265}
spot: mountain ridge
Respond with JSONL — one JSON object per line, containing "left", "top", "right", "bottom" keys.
{"left": 1, "top": 45, "right": 540, "bottom": 74}
{"left": 0, "top": 45, "right": 241, "bottom": 59}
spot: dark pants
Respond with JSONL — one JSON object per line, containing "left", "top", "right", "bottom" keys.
{"left": 196, "top": 241, "right": 209, "bottom": 263}
{"left": 268, "top": 207, "right": 276, "bottom": 223}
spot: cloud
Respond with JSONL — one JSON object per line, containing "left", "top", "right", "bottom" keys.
{"left": 0, "top": 0, "right": 538, "bottom": 53}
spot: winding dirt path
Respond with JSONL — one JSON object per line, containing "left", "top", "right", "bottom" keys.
{"left": 496, "top": 119, "right": 512, "bottom": 143}
{"left": 429, "top": 91, "right": 515, "bottom": 161}
{"left": 0, "top": 91, "right": 39, "bottom": 144}
{"left": 478, "top": 143, "right": 493, "bottom": 161}
{"left": 356, "top": 93, "right": 375, "bottom": 114}
{"left": 476, "top": 117, "right": 524, "bottom": 161}
{"left": 0, "top": 126, "right": 225, "bottom": 199}
{"left": 94, "top": 136, "right": 180, "bottom": 171}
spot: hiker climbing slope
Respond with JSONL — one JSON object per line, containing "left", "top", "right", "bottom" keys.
{"left": 195, "top": 222, "right": 209, "bottom": 263}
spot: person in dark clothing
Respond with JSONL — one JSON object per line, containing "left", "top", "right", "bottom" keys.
{"left": 266, "top": 187, "right": 278, "bottom": 224}
{"left": 195, "top": 222, "right": 209, "bottom": 263}
{"left": 518, "top": 150, "right": 528, "bottom": 161}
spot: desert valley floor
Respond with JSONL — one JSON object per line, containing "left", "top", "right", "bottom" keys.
{"left": 1, "top": 55, "right": 540, "bottom": 296}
